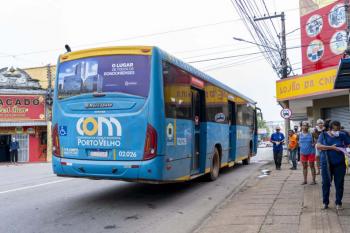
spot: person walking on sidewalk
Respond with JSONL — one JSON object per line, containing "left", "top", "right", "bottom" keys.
{"left": 288, "top": 130, "right": 298, "bottom": 170}
{"left": 299, "top": 121, "right": 316, "bottom": 185}
{"left": 270, "top": 126, "right": 285, "bottom": 170}
{"left": 317, "top": 121, "right": 350, "bottom": 210}
{"left": 294, "top": 125, "right": 301, "bottom": 162}
{"left": 9, "top": 137, "right": 19, "bottom": 164}
{"left": 313, "top": 119, "right": 324, "bottom": 175}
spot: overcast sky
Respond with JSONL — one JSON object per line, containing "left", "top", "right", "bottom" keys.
{"left": 0, "top": 0, "right": 301, "bottom": 121}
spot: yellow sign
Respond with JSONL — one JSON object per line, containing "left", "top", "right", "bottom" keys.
{"left": 164, "top": 84, "right": 248, "bottom": 105}
{"left": 276, "top": 67, "right": 337, "bottom": 101}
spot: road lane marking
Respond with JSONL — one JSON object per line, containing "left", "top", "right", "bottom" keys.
{"left": 0, "top": 179, "right": 73, "bottom": 194}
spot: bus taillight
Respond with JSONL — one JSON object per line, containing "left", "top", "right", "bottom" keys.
{"left": 143, "top": 124, "right": 157, "bottom": 160}
{"left": 52, "top": 124, "right": 61, "bottom": 157}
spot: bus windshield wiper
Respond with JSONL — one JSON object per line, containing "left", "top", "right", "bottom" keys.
{"left": 93, "top": 92, "right": 106, "bottom": 97}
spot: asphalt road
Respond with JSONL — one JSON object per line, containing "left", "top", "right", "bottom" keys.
{"left": 0, "top": 148, "right": 273, "bottom": 233}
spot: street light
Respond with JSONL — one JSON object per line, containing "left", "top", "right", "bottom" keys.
{"left": 232, "top": 37, "right": 280, "bottom": 52}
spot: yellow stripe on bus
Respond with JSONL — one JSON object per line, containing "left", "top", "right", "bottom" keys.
{"left": 228, "top": 161, "right": 235, "bottom": 167}
{"left": 60, "top": 46, "right": 153, "bottom": 62}
{"left": 236, "top": 156, "right": 248, "bottom": 162}
{"left": 176, "top": 175, "right": 191, "bottom": 181}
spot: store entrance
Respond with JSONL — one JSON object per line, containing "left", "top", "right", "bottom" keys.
{"left": 0, "top": 135, "right": 11, "bottom": 162}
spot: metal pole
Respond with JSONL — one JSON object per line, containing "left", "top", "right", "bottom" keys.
{"left": 345, "top": 0, "right": 350, "bottom": 51}
{"left": 254, "top": 12, "right": 290, "bottom": 133}
{"left": 280, "top": 12, "right": 290, "bottom": 134}
{"left": 281, "top": 12, "right": 287, "bottom": 79}
{"left": 46, "top": 64, "right": 53, "bottom": 162}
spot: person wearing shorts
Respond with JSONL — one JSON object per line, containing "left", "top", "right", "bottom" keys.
{"left": 299, "top": 121, "right": 316, "bottom": 185}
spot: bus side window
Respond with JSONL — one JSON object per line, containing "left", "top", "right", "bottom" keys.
{"left": 163, "top": 61, "right": 192, "bottom": 120}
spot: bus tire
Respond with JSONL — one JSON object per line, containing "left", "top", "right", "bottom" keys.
{"left": 243, "top": 143, "right": 252, "bottom": 165}
{"left": 208, "top": 148, "right": 220, "bottom": 181}
{"left": 242, "top": 157, "right": 250, "bottom": 165}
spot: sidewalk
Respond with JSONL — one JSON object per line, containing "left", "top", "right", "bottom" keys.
{"left": 196, "top": 159, "right": 350, "bottom": 233}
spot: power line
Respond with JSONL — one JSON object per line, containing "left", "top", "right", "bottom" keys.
{"left": 182, "top": 45, "right": 258, "bottom": 59}
{"left": 202, "top": 55, "right": 266, "bottom": 72}
{"left": 187, "top": 51, "right": 265, "bottom": 63}
{"left": 0, "top": 18, "right": 243, "bottom": 59}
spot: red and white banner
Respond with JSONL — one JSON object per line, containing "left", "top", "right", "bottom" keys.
{"left": 300, "top": 0, "right": 346, "bottom": 74}
{"left": 0, "top": 95, "right": 46, "bottom": 121}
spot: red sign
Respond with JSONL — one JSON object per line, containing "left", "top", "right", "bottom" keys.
{"left": 0, "top": 95, "right": 46, "bottom": 121}
{"left": 280, "top": 108, "right": 292, "bottom": 119}
{"left": 191, "top": 77, "right": 205, "bottom": 89}
{"left": 300, "top": 0, "right": 346, "bottom": 74}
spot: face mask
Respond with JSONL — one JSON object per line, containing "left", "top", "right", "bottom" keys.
{"left": 331, "top": 131, "right": 340, "bottom": 137}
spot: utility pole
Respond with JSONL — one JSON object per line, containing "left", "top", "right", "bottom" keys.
{"left": 254, "top": 12, "right": 288, "bottom": 78}
{"left": 46, "top": 64, "right": 53, "bottom": 162}
{"left": 254, "top": 12, "right": 290, "bottom": 135}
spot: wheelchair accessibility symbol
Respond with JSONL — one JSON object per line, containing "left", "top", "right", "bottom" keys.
{"left": 59, "top": 126, "right": 68, "bottom": 136}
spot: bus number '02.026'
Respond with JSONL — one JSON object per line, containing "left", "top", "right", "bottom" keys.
{"left": 119, "top": 151, "right": 137, "bottom": 158}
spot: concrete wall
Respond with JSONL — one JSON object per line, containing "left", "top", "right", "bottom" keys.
{"left": 312, "top": 95, "right": 349, "bottom": 121}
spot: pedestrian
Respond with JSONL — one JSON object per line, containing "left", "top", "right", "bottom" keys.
{"left": 270, "top": 126, "right": 285, "bottom": 170}
{"left": 317, "top": 121, "right": 350, "bottom": 210}
{"left": 313, "top": 119, "right": 324, "bottom": 175}
{"left": 9, "top": 137, "right": 19, "bottom": 164}
{"left": 299, "top": 121, "right": 316, "bottom": 185}
{"left": 288, "top": 129, "right": 298, "bottom": 170}
{"left": 294, "top": 125, "right": 301, "bottom": 162}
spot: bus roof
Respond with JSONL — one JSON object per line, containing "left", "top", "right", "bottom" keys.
{"left": 59, "top": 45, "right": 256, "bottom": 105}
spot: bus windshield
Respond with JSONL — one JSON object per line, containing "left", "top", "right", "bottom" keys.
{"left": 57, "top": 55, "right": 151, "bottom": 99}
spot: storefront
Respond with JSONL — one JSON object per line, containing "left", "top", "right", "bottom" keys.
{"left": 276, "top": 66, "right": 350, "bottom": 128}
{"left": 0, "top": 67, "right": 49, "bottom": 163}
{"left": 275, "top": 1, "right": 350, "bottom": 129}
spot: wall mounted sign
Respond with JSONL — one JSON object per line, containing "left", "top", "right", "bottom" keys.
{"left": 280, "top": 109, "right": 292, "bottom": 119}
{"left": 0, "top": 95, "right": 45, "bottom": 121}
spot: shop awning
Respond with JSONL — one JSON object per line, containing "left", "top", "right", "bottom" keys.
{"left": 0, "top": 121, "right": 47, "bottom": 127}
{"left": 334, "top": 58, "right": 350, "bottom": 89}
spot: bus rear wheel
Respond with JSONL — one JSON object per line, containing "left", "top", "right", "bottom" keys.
{"left": 242, "top": 156, "right": 250, "bottom": 165}
{"left": 208, "top": 148, "right": 220, "bottom": 181}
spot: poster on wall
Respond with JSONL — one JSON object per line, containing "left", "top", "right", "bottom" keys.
{"left": 0, "top": 95, "right": 46, "bottom": 121}
{"left": 300, "top": 0, "right": 347, "bottom": 74}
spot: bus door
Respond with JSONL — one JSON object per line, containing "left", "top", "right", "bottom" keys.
{"left": 191, "top": 87, "right": 205, "bottom": 174}
{"left": 228, "top": 101, "right": 237, "bottom": 161}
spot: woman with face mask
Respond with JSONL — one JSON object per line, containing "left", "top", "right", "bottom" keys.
{"left": 317, "top": 121, "right": 350, "bottom": 210}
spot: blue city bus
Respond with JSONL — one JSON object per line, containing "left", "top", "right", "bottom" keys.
{"left": 52, "top": 46, "right": 260, "bottom": 183}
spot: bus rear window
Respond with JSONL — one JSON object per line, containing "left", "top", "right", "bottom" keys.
{"left": 57, "top": 55, "right": 151, "bottom": 99}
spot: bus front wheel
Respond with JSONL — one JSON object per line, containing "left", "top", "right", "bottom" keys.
{"left": 208, "top": 148, "right": 220, "bottom": 181}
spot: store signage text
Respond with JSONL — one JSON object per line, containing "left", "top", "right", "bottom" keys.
{"left": 276, "top": 68, "right": 337, "bottom": 101}
{"left": 0, "top": 95, "right": 45, "bottom": 121}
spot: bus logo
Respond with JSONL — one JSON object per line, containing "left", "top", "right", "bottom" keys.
{"left": 76, "top": 117, "right": 122, "bottom": 137}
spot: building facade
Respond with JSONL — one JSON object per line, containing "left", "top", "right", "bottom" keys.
{"left": 0, "top": 66, "right": 54, "bottom": 163}
{"left": 276, "top": 0, "right": 350, "bottom": 129}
